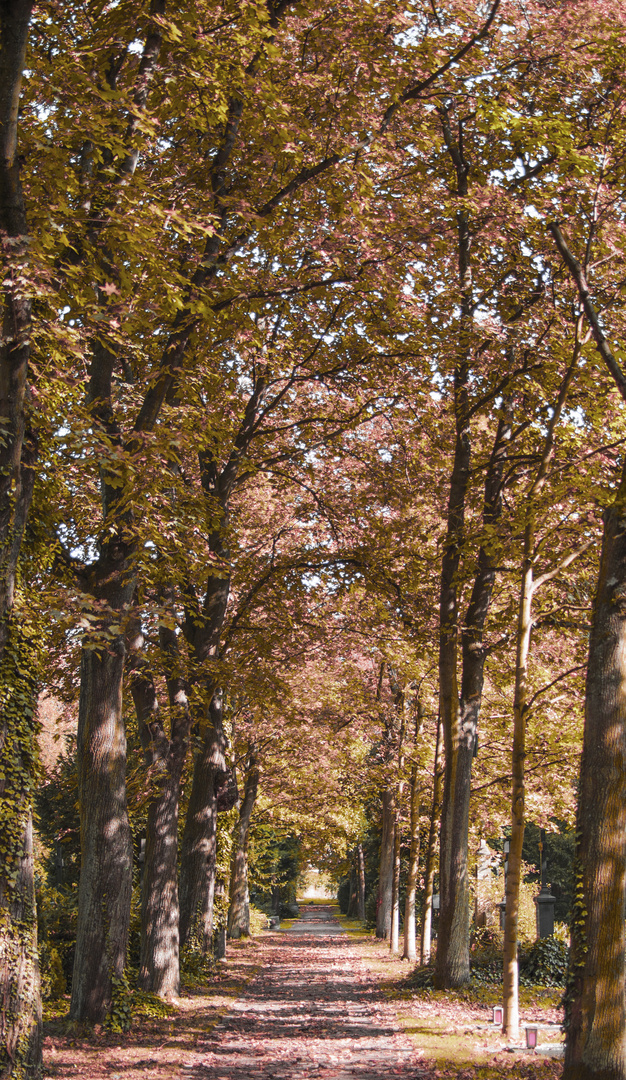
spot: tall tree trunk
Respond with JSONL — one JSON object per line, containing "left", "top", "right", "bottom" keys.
{"left": 548, "top": 224, "right": 626, "bottom": 1080}
{"left": 421, "top": 714, "right": 443, "bottom": 966}
{"left": 564, "top": 466, "right": 626, "bottom": 1080}
{"left": 128, "top": 616, "right": 192, "bottom": 999}
{"left": 376, "top": 789, "right": 395, "bottom": 939}
{"left": 0, "top": 4, "right": 42, "bottom": 1074}
{"left": 502, "top": 350, "right": 579, "bottom": 1038}
{"left": 227, "top": 752, "right": 259, "bottom": 939}
{"left": 69, "top": 10, "right": 168, "bottom": 1021}
{"left": 347, "top": 856, "right": 358, "bottom": 918}
{"left": 435, "top": 404, "right": 471, "bottom": 987}
{"left": 390, "top": 812, "right": 401, "bottom": 953}
{"left": 0, "top": 631, "right": 41, "bottom": 1079}
{"left": 179, "top": 692, "right": 228, "bottom": 951}
{"left": 357, "top": 843, "right": 366, "bottom": 922}
{"left": 436, "top": 403, "right": 511, "bottom": 987}
{"left": 403, "top": 761, "right": 421, "bottom": 961}
{"left": 70, "top": 642, "right": 134, "bottom": 1022}
{"left": 502, "top": 544, "right": 532, "bottom": 1038}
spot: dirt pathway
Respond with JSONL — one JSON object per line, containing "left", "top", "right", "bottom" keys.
{"left": 179, "top": 905, "right": 426, "bottom": 1080}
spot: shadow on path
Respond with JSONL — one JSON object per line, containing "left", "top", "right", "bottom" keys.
{"left": 181, "top": 904, "right": 426, "bottom": 1080}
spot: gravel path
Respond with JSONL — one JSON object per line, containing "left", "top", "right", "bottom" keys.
{"left": 179, "top": 905, "right": 426, "bottom": 1080}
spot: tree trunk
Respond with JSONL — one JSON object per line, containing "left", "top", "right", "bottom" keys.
{"left": 502, "top": 352, "right": 578, "bottom": 1039}
{"left": 502, "top": 542, "right": 533, "bottom": 1039}
{"left": 390, "top": 811, "right": 401, "bottom": 953}
{"left": 564, "top": 469, "right": 626, "bottom": 1080}
{"left": 70, "top": 644, "right": 133, "bottom": 1022}
{"left": 0, "top": 0, "right": 35, "bottom": 649}
{"left": 227, "top": 752, "right": 259, "bottom": 939}
{"left": 421, "top": 714, "right": 443, "bottom": 966}
{"left": 0, "top": 5, "right": 41, "bottom": 1072}
{"left": 357, "top": 843, "right": 366, "bottom": 922}
{"left": 434, "top": 105, "right": 473, "bottom": 990}
{"left": 347, "top": 858, "right": 358, "bottom": 918}
{"left": 0, "top": 631, "right": 41, "bottom": 1080}
{"left": 129, "top": 618, "right": 192, "bottom": 999}
{"left": 376, "top": 788, "right": 395, "bottom": 939}
{"left": 403, "top": 758, "right": 421, "bottom": 961}
{"left": 179, "top": 692, "right": 228, "bottom": 951}
{"left": 436, "top": 411, "right": 511, "bottom": 988}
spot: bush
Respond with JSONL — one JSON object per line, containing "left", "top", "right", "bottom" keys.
{"left": 249, "top": 904, "right": 270, "bottom": 935}
{"left": 520, "top": 935, "right": 569, "bottom": 987}
{"left": 179, "top": 931, "right": 219, "bottom": 988}
{"left": 408, "top": 964, "right": 435, "bottom": 988}
{"left": 37, "top": 884, "right": 77, "bottom": 992}
{"left": 471, "top": 953, "right": 503, "bottom": 985}
{"left": 40, "top": 943, "right": 67, "bottom": 1000}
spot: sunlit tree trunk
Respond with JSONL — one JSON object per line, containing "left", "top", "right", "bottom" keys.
{"left": 547, "top": 229, "right": 626, "bottom": 1080}
{"left": 179, "top": 692, "right": 229, "bottom": 951}
{"left": 434, "top": 105, "right": 473, "bottom": 989}
{"left": 420, "top": 715, "right": 443, "bottom": 966}
{"left": 71, "top": 640, "right": 134, "bottom": 1022}
{"left": 502, "top": 542, "right": 532, "bottom": 1039}
{"left": 403, "top": 760, "right": 421, "bottom": 960}
{"left": 357, "top": 843, "right": 366, "bottom": 922}
{"left": 564, "top": 465, "right": 626, "bottom": 1080}
{"left": 227, "top": 751, "right": 259, "bottom": 939}
{"left": 390, "top": 810, "right": 401, "bottom": 953}
{"left": 128, "top": 617, "right": 192, "bottom": 999}
{"left": 376, "top": 789, "right": 395, "bottom": 939}
{"left": 502, "top": 346, "right": 581, "bottom": 1039}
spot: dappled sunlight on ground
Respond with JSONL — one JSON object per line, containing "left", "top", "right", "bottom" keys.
{"left": 43, "top": 905, "right": 564, "bottom": 1080}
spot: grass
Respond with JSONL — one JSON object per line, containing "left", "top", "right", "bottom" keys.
{"left": 332, "top": 909, "right": 563, "bottom": 1072}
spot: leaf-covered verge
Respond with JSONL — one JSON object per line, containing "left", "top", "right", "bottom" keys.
{"left": 335, "top": 911, "right": 564, "bottom": 1064}
{"left": 41, "top": 941, "right": 262, "bottom": 1079}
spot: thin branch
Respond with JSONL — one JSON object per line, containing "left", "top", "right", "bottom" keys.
{"left": 533, "top": 538, "right": 595, "bottom": 591}
{"left": 380, "top": 0, "right": 501, "bottom": 132}
{"left": 525, "top": 663, "right": 587, "bottom": 712}
{"left": 549, "top": 221, "right": 626, "bottom": 403}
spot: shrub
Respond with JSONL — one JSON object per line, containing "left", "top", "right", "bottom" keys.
{"left": 520, "top": 935, "right": 569, "bottom": 987}
{"left": 40, "top": 943, "right": 67, "bottom": 1000}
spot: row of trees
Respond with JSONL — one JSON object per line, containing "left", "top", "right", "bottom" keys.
{"left": 2, "top": 2, "right": 626, "bottom": 1079}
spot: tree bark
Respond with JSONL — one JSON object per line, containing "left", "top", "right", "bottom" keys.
{"left": 434, "top": 106, "right": 473, "bottom": 988}
{"left": 0, "top": 4, "right": 42, "bottom": 1075}
{"left": 70, "top": 642, "right": 134, "bottom": 1022}
{"left": 0, "top": 0, "right": 35, "bottom": 644}
{"left": 436, "top": 403, "right": 510, "bottom": 987}
{"left": 564, "top": 465, "right": 626, "bottom": 1080}
{"left": 0, "top": 633, "right": 41, "bottom": 1079}
{"left": 549, "top": 222, "right": 626, "bottom": 1078}
{"left": 376, "top": 788, "right": 395, "bottom": 939}
{"left": 179, "top": 691, "right": 229, "bottom": 951}
{"left": 70, "top": 11, "right": 168, "bottom": 1021}
{"left": 403, "top": 767, "right": 421, "bottom": 959}
{"left": 502, "top": 546, "right": 532, "bottom": 1038}
{"left": 227, "top": 751, "right": 259, "bottom": 939}
{"left": 502, "top": 349, "right": 579, "bottom": 1038}
{"left": 421, "top": 714, "right": 443, "bottom": 966}
{"left": 390, "top": 811, "right": 401, "bottom": 953}
{"left": 435, "top": 383, "right": 471, "bottom": 985}
{"left": 347, "top": 856, "right": 358, "bottom": 918}
{"left": 129, "top": 618, "right": 192, "bottom": 999}
{"left": 357, "top": 843, "right": 366, "bottom": 921}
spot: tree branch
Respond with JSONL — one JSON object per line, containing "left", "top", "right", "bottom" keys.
{"left": 549, "top": 221, "right": 626, "bottom": 403}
